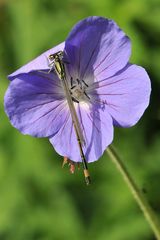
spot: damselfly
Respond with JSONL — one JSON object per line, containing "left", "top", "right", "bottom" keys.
{"left": 48, "top": 51, "right": 91, "bottom": 185}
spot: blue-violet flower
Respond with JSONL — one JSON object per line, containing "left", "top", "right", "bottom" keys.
{"left": 4, "top": 16, "right": 151, "bottom": 163}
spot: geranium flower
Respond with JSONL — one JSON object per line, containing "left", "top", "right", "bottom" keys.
{"left": 4, "top": 16, "right": 151, "bottom": 163}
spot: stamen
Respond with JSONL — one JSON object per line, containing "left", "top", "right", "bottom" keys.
{"left": 76, "top": 79, "right": 80, "bottom": 84}
{"left": 84, "top": 91, "right": 90, "bottom": 99}
{"left": 82, "top": 79, "right": 89, "bottom": 87}
{"left": 70, "top": 77, "right": 73, "bottom": 87}
{"left": 70, "top": 86, "right": 76, "bottom": 90}
{"left": 72, "top": 97, "right": 79, "bottom": 103}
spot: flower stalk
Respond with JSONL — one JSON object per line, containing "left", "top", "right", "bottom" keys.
{"left": 106, "top": 145, "right": 160, "bottom": 240}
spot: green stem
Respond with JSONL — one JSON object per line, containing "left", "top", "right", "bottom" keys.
{"left": 106, "top": 145, "right": 160, "bottom": 240}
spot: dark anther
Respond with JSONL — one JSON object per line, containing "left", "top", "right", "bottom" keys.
{"left": 84, "top": 91, "right": 90, "bottom": 99}
{"left": 82, "top": 80, "right": 88, "bottom": 87}
{"left": 76, "top": 79, "right": 80, "bottom": 84}
{"left": 70, "top": 77, "right": 73, "bottom": 87}
{"left": 72, "top": 97, "right": 79, "bottom": 103}
{"left": 70, "top": 86, "right": 76, "bottom": 89}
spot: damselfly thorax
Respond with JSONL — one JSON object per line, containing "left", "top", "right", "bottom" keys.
{"left": 48, "top": 51, "right": 65, "bottom": 79}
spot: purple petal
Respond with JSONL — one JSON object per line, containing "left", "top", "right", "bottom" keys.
{"left": 65, "top": 16, "right": 131, "bottom": 80}
{"left": 4, "top": 71, "right": 70, "bottom": 137}
{"left": 8, "top": 42, "right": 65, "bottom": 80}
{"left": 49, "top": 104, "right": 113, "bottom": 162}
{"left": 90, "top": 64, "right": 151, "bottom": 127}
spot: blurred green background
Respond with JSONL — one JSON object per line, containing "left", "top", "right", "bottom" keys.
{"left": 0, "top": 0, "right": 160, "bottom": 239}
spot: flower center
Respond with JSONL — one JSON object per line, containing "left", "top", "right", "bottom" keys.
{"left": 69, "top": 77, "right": 90, "bottom": 103}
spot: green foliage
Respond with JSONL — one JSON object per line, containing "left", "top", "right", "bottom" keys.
{"left": 0, "top": 0, "right": 160, "bottom": 239}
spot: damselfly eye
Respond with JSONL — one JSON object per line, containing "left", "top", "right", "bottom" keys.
{"left": 48, "top": 54, "right": 55, "bottom": 61}
{"left": 58, "top": 51, "right": 63, "bottom": 56}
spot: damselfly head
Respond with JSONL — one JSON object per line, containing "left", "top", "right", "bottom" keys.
{"left": 48, "top": 51, "right": 64, "bottom": 62}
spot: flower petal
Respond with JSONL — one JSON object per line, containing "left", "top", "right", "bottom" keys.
{"left": 8, "top": 42, "right": 65, "bottom": 80}
{"left": 90, "top": 64, "right": 151, "bottom": 127}
{"left": 4, "top": 71, "right": 70, "bottom": 137}
{"left": 49, "top": 103, "right": 113, "bottom": 162}
{"left": 65, "top": 16, "right": 131, "bottom": 80}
